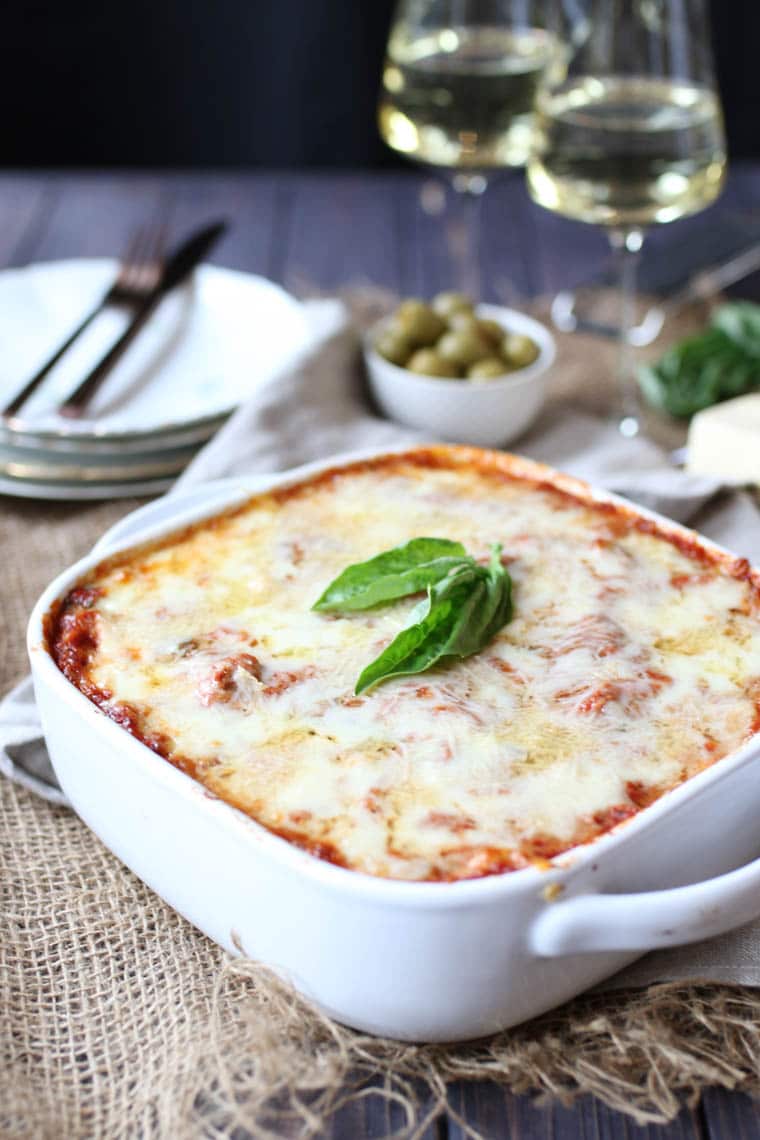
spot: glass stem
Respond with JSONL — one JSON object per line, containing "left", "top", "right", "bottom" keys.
{"left": 609, "top": 226, "right": 644, "bottom": 438}
{"left": 450, "top": 171, "right": 488, "bottom": 301}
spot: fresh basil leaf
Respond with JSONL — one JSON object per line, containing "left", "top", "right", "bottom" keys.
{"left": 638, "top": 305, "right": 760, "bottom": 419}
{"left": 354, "top": 592, "right": 453, "bottom": 694}
{"left": 713, "top": 302, "right": 760, "bottom": 359}
{"left": 435, "top": 568, "right": 489, "bottom": 657}
{"left": 354, "top": 547, "right": 513, "bottom": 693}
{"left": 480, "top": 545, "right": 514, "bottom": 642}
{"left": 441, "top": 547, "right": 512, "bottom": 657}
{"left": 312, "top": 537, "right": 467, "bottom": 612}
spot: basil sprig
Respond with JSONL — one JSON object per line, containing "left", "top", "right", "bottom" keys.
{"left": 312, "top": 538, "right": 513, "bottom": 693}
{"left": 638, "top": 301, "right": 760, "bottom": 419}
{"left": 312, "top": 537, "right": 467, "bottom": 612}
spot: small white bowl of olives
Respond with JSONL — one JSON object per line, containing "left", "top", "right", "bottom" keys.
{"left": 364, "top": 293, "right": 555, "bottom": 447}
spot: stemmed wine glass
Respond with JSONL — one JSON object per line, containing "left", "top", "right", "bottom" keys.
{"left": 526, "top": 0, "right": 727, "bottom": 437}
{"left": 378, "top": 0, "right": 560, "bottom": 298}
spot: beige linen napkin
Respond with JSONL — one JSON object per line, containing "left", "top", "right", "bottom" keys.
{"left": 3, "top": 297, "right": 760, "bottom": 986}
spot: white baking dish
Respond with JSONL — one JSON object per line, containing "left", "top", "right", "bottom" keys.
{"left": 27, "top": 448, "right": 760, "bottom": 1043}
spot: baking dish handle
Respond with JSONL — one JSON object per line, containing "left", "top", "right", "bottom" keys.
{"left": 530, "top": 855, "right": 760, "bottom": 955}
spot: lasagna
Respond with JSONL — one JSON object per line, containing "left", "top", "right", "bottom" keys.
{"left": 49, "top": 447, "right": 760, "bottom": 881}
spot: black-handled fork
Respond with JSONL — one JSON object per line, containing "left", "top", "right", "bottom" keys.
{"left": 58, "top": 220, "right": 227, "bottom": 419}
{"left": 2, "top": 223, "right": 167, "bottom": 420}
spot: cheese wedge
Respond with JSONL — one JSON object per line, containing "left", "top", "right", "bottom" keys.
{"left": 687, "top": 393, "right": 760, "bottom": 485}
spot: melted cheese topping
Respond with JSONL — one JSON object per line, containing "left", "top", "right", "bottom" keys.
{"left": 52, "top": 449, "right": 760, "bottom": 881}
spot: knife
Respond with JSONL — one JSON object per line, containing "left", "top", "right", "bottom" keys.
{"left": 58, "top": 219, "right": 228, "bottom": 418}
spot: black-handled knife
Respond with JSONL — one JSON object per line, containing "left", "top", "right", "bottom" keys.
{"left": 58, "top": 219, "right": 228, "bottom": 418}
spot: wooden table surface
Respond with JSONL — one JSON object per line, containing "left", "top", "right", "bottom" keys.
{"left": 2, "top": 167, "right": 760, "bottom": 1140}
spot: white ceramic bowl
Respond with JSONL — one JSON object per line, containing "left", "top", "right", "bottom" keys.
{"left": 364, "top": 304, "right": 555, "bottom": 447}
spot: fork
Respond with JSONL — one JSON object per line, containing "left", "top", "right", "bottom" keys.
{"left": 2, "top": 222, "right": 167, "bottom": 420}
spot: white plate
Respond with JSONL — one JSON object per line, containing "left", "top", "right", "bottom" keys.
{"left": 0, "top": 259, "right": 311, "bottom": 440}
{"left": 0, "top": 446, "right": 196, "bottom": 483}
{"left": 0, "top": 413, "right": 226, "bottom": 455}
{"left": 0, "top": 472, "right": 174, "bottom": 501}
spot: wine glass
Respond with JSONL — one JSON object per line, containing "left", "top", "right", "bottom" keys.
{"left": 378, "top": 0, "right": 560, "bottom": 298}
{"left": 526, "top": 0, "right": 727, "bottom": 437}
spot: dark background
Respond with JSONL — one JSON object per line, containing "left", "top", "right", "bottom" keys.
{"left": 2, "top": 0, "right": 758, "bottom": 168}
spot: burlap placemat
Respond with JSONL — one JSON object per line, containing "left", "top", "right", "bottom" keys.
{"left": 3, "top": 300, "right": 760, "bottom": 1139}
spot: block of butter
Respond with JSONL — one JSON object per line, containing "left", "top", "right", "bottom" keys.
{"left": 686, "top": 393, "right": 760, "bottom": 485}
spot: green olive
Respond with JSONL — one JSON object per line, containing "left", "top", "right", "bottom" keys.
{"left": 447, "top": 310, "right": 481, "bottom": 334}
{"left": 475, "top": 317, "right": 506, "bottom": 347}
{"left": 502, "top": 332, "right": 540, "bottom": 368}
{"left": 431, "top": 291, "right": 475, "bottom": 319}
{"left": 374, "top": 325, "right": 414, "bottom": 367}
{"left": 406, "top": 348, "right": 461, "bottom": 378}
{"left": 437, "top": 328, "right": 491, "bottom": 368}
{"left": 394, "top": 299, "right": 446, "bottom": 346}
{"left": 468, "top": 357, "right": 510, "bottom": 381}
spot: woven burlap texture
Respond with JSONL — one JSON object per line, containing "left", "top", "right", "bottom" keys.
{"left": 3, "top": 310, "right": 760, "bottom": 1139}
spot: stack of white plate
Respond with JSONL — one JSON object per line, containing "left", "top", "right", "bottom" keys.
{"left": 0, "top": 260, "right": 312, "bottom": 499}
{"left": 0, "top": 413, "right": 231, "bottom": 499}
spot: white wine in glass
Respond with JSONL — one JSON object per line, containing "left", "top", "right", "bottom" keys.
{"left": 379, "top": 23, "right": 559, "bottom": 171}
{"left": 526, "top": 1, "right": 727, "bottom": 435}
{"left": 378, "top": 0, "right": 560, "bottom": 296}
{"left": 528, "top": 76, "right": 725, "bottom": 227}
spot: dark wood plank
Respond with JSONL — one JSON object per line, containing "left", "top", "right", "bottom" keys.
{"left": 574, "top": 1096, "right": 703, "bottom": 1140}
{"left": 15, "top": 171, "right": 166, "bottom": 262}
{"left": 710, "top": 160, "right": 760, "bottom": 213}
{"left": 527, "top": 196, "right": 610, "bottom": 297}
{"left": 397, "top": 174, "right": 472, "bottom": 300}
{"left": 641, "top": 179, "right": 753, "bottom": 266}
{"left": 324, "top": 1074, "right": 443, "bottom": 1139}
{"left": 394, "top": 172, "right": 536, "bottom": 303}
{"left": 479, "top": 175, "right": 543, "bottom": 303}
{"left": 157, "top": 171, "right": 282, "bottom": 278}
{"left": 702, "top": 1088, "right": 760, "bottom": 1140}
{"left": 0, "top": 173, "right": 56, "bottom": 266}
{"left": 2, "top": 170, "right": 285, "bottom": 279}
{"left": 273, "top": 167, "right": 542, "bottom": 304}
{"left": 278, "top": 171, "right": 404, "bottom": 295}
{"left": 527, "top": 163, "right": 760, "bottom": 298}
{"left": 448, "top": 1085, "right": 704, "bottom": 1139}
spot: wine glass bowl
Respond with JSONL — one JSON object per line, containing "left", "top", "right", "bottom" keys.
{"left": 378, "top": 0, "right": 559, "bottom": 297}
{"left": 527, "top": 75, "right": 726, "bottom": 229}
{"left": 525, "top": 0, "right": 727, "bottom": 436}
{"left": 378, "top": 6, "right": 559, "bottom": 174}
